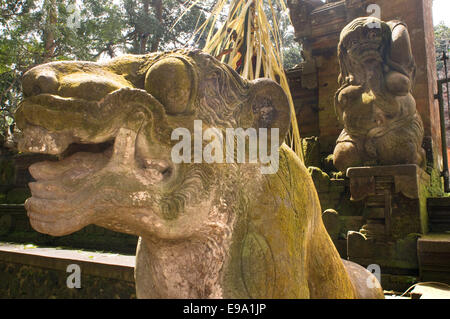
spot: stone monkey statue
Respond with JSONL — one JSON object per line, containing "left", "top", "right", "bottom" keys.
{"left": 333, "top": 17, "right": 425, "bottom": 173}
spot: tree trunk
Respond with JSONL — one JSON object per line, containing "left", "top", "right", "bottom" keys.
{"left": 140, "top": 0, "right": 150, "bottom": 54}
{"left": 43, "top": 0, "right": 57, "bottom": 63}
{"left": 150, "top": 0, "right": 163, "bottom": 52}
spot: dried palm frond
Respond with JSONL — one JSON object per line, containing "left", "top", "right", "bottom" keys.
{"left": 175, "top": 0, "right": 304, "bottom": 163}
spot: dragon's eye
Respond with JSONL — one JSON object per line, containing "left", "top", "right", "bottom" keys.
{"left": 145, "top": 57, "right": 195, "bottom": 115}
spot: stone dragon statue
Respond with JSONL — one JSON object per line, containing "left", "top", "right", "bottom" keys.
{"left": 16, "top": 49, "right": 383, "bottom": 298}
{"left": 333, "top": 17, "right": 426, "bottom": 173}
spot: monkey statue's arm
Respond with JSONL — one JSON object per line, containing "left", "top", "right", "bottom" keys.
{"left": 385, "top": 21, "right": 416, "bottom": 96}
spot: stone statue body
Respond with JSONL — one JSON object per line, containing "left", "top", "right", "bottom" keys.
{"left": 16, "top": 49, "right": 382, "bottom": 298}
{"left": 333, "top": 17, "right": 425, "bottom": 173}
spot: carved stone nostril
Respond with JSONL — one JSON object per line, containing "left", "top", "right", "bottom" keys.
{"left": 32, "top": 85, "right": 42, "bottom": 96}
{"left": 23, "top": 69, "right": 59, "bottom": 97}
{"left": 36, "top": 73, "right": 59, "bottom": 94}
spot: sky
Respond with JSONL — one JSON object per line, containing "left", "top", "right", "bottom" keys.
{"left": 433, "top": 0, "right": 450, "bottom": 26}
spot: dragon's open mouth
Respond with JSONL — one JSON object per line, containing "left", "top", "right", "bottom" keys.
{"left": 59, "top": 140, "right": 113, "bottom": 159}
{"left": 15, "top": 89, "right": 176, "bottom": 236}
{"left": 20, "top": 124, "right": 173, "bottom": 186}
{"left": 17, "top": 88, "right": 175, "bottom": 186}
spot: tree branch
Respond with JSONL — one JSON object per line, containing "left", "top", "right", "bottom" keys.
{"left": 175, "top": 0, "right": 211, "bottom": 14}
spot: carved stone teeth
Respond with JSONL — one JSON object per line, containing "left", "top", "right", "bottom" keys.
{"left": 18, "top": 127, "right": 72, "bottom": 156}
{"left": 144, "top": 159, "right": 170, "bottom": 173}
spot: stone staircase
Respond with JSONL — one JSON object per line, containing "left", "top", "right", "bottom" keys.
{"left": 427, "top": 198, "right": 450, "bottom": 232}
{"left": 417, "top": 198, "right": 450, "bottom": 284}
{"left": 0, "top": 204, "right": 138, "bottom": 254}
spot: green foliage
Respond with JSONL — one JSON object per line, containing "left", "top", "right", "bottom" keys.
{"left": 122, "top": 0, "right": 210, "bottom": 54}
{"left": 282, "top": 44, "right": 302, "bottom": 69}
{"left": 273, "top": 6, "right": 302, "bottom": 70}
{"left": 435, "top": 22, "right": 450, "bottom": 77}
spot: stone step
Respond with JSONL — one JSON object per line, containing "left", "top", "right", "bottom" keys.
{"left": 417, "top": 233, "right": 450, "bottom": 284}
{"left": 427, "top": 198, "right": 450, "bottom": 233}
{"left": 410, "top": 283, "right": 450, "bottom": 299}
{"left": 0, "top": 242, "right": 136, "bottom": 298}
{"left": 0, "top": 204, "right": 138, "bottom": 254}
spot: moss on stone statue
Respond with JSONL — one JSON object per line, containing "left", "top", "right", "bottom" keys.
{"left": 308, "top": 166, "right": 331, "bottom": 190}
{"left": 417, "top": 166, "right": 444, "bottom": 234}
{"left": 307, "top": 166, "right": 364, "bottom": 217}
{"left": 425, "top": 167, "right": 445, "bottom": 197}
{"left": 302, "top": 137, "right": 321, "bottom": 168}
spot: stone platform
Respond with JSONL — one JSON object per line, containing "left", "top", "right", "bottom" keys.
{"left": 347, "top": 164, "right": 430, "bottom": 239}
{"left": 0, "top": 243, "right": 136, "bottom": 298}
{"left": 418, "top": 233, "right": 450, "bottom": 284}
{"left": 410, "top": 283, "right": 450, "bottom": 299}
{"left": 345, "top": 165, "right": 432, "bottom": 291}
{"left": 0, "top": 204, "right": 138, "bottom": 254}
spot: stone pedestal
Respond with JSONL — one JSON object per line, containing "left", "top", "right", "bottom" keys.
{"left": 346, "top": 165, "right": 431, "bottom": 291}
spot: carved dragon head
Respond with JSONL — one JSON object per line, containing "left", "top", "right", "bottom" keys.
{"left": 16, "top": 50, "right": 290, "bottom": 239}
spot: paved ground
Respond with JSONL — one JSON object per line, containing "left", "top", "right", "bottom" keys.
{"left": 383, "top": 283, "right": 450, "bottom": 299}
{"left": 410, "top": 283, "right": 450, "bottom": 299}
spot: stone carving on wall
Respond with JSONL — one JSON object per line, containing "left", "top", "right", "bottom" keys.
{"left": 16, "top": 49, "right": 383, "bottom": 298}
{"left": 333, "top": 17, "right": 426, "bottom": 173}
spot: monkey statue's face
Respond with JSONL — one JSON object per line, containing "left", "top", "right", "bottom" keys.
{"left": 341, "top": 22, "right": 385, "bottom": 65}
